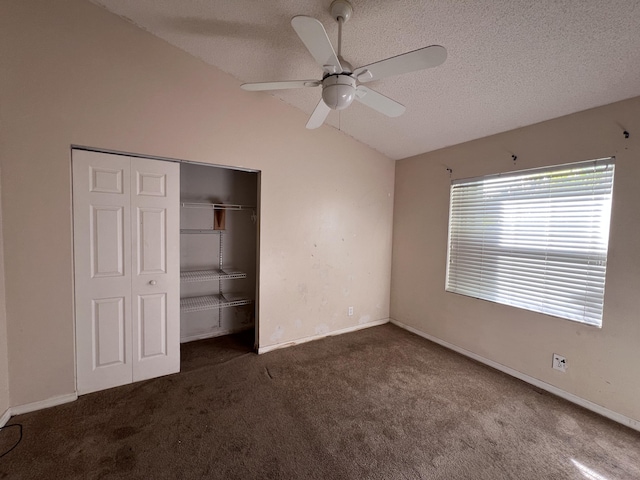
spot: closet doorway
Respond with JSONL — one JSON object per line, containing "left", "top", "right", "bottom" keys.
{"left": 73, "top": 149, "right": 260, "bottom": 395}
{"left": 179, "top": 162, "right": 259, "bottom": 349}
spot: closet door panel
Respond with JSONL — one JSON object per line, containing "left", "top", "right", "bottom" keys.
{"left": 138, "top": 293, "right": 167, "bottom": 358}
{"left": 131, "top": 158, "right": 180, "bottom": 382}
{"left": 91, "top": 205, "right": 125, "bottom": 277}
{"left": 73, "top": 150, "right": 133, "bottom": 395}
{"left": 137, "top": 207, "right": 166, "bottom": 275}
{"left": 93, "top": 296, "right": 126, "bottom": 366}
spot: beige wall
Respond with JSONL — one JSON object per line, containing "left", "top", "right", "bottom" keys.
{"left": 0, "top": 172, "right": 9, "bottom": 417}
{"left": 0, "top": 0, "right": 394, "bottom": 406}
{"left": 391, "top": 96, "right": 640, "bottom": 421}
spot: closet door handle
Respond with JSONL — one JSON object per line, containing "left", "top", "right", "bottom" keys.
{"left": 149, "top": 280, "right": 157, "bottom": 286}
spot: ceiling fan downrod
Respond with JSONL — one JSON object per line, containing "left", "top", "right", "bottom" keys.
{"left": 330, "top": 0, "right": 352, "bottom": 59}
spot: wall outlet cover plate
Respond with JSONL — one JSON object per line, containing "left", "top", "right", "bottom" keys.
{"left": 552, "top": 353, "right": 567, "bottom": 372}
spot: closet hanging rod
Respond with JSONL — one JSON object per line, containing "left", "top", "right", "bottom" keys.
{"left": 181, "top": 202, "right": 255, "bottom": 211}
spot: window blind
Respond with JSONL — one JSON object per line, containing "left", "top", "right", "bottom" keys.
{"left": 446, "top": 158, "right": 615, "bottom": 326}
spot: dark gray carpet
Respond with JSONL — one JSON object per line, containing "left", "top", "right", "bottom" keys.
{"left": 1, "top": 324, "right": 639, "bottom": 479}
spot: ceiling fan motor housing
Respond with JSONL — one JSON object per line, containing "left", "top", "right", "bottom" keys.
{"left": 322, "top": 75, "right": 356, "bottom": 110}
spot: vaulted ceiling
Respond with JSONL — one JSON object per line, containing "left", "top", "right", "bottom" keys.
{"left": 90, "top": 0, "right": 640, "bottom": 160}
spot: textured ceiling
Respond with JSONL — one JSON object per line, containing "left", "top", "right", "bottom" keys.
{"left": 89, "top": 0, "right": 640, "bottom": 160}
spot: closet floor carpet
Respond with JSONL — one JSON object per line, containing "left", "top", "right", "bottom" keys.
{"left": 1, "top": 324, "right": 639, "bottom": 479}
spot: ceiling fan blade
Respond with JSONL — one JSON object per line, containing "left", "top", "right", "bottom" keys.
{"left": 353, "top": 45, "right": 447, "bottom": 83}
{"left": 241, "top": 80, "right": 321, "bottom": 91}
{"left": 355, "top": 86, "right": 405, "bottom": 117}
{"left": 306, "top": 99, "right": 331, "bottom": 129}
{"left": 291, "top": 16, "right": 342, "bottom": 74}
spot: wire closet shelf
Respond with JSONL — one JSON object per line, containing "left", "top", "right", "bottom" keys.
{"left": 180, "top": 294, "right": 252, "bottom": 313}
{"left": 180, "top": 269, "right": 247, "bottom": 283}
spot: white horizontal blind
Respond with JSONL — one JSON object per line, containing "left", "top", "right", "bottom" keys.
{"left": 446, "top": 159, "right": 615, "bottom": 326}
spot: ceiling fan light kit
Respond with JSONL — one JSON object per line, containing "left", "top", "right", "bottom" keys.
{"left": 322, "top": 75, "right": 356, "bottom": 110}
{"left": 240, "top": 0, "right": 447, "bottom": 129}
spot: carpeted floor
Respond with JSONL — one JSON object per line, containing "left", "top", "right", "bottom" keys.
{"left": 1, "top": 324, "right": 639, "bottom": 479}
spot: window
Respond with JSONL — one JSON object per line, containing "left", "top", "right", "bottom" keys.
{"left": 446, "top": 158, "right": 615, "bottom": 327}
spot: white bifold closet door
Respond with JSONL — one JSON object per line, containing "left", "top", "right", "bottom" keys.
{"left": 73, "top": 149, "right": 180, "bottom": 395}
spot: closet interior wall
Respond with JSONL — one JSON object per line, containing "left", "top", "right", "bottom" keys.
{"left": 180, "top": 162, "right": 258, "bottom": 343}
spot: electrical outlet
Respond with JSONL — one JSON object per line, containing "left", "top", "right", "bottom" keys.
{"left": 348, "top": 306, "right": 354, "bottom": 316}
{"left": 552, "top": 353, "right": 567, "bottom": 372}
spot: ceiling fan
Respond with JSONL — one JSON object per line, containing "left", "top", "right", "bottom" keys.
{"left": 240, "top": 0, "right": 447, "bottom": 129}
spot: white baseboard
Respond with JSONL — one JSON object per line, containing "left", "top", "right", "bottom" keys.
{"left": 390, "top": 318, "right": 640, "bottom": 433}
{"left": 0, "top": 408, "right": 10, "bottom": 427}
{"left": 10, "top": 392, "right": 77, "bottom": 417}
{"left": 258, "top": 318, "right": 390, "bottom": 354}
